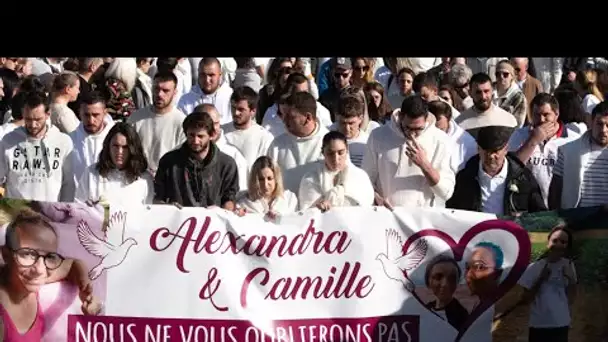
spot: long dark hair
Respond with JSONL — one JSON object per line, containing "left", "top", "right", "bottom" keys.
{"left": 537, "top": 224, "right": 575, "bottom": 261}
{"left": 96, "top": 123, "right": 148, "bottom": 184}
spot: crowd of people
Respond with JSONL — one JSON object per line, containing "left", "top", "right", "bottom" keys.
{"left": 0, "top": 56, "right": 604, "bottom": 341}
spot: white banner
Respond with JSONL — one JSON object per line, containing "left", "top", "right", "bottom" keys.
{"left": 1, "top": 201, "right": 531, "bottom": 342}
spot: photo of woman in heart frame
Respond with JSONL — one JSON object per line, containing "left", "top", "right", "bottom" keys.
{"left": 423, "top": 255, "right": 470, "bottom": 331}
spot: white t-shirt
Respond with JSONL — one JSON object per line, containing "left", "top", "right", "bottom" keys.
{"left": 127, "top": 106, "right": 186, "bottom": 174}
{"left": 508, "top": 125, "right": 580, "bottom": 206}
{"left": 328, "top": 123, "right": 369, "bottom": 167}
{"left": 222, "top": 123, "right": 274, "bottom": 168}
{"left": 518, "top": 258, "right": 576, "bottom": 328}
{"left": 582, "top": 94, "right": 601, "bottom": 114}
{"left": 478, "top": 159, "right": 508, "bottom": 216}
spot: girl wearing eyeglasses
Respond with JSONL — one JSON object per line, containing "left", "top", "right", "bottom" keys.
{"left": 0, "top": 209, "right": 102, "bottom": 341}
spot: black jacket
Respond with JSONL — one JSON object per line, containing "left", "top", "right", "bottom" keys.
{"left": 446, "top": 153, "right": 546, "bottom": 216}
{"left": 153, "top": 142, "right": 239, "bottom": 207}
{"left": 425, "top": 298, "right": 469, "bottom": 331}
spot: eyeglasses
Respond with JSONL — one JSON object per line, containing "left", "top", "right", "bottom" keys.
{"left": 495, "top": 72, "right": 510, "bottom": 79}
{"left": 354, "top": 66, "right": 370, "bottom": 72}
{"left": 334, "top": 72, "right": 350, "bottom": 79}
{"left": 12, "top": 248, "right": 65, "bottom": 270}
{"left": 465, "top": 261, "right": 493, "bottom": 272}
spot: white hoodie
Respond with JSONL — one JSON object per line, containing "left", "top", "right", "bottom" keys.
{"left": 75, "top": 165, "right": 154, "bottom": 205}
{"left": 446, "top": 119, "right": 477, "bottom": 173}
{"left": 177, "top": 83, "right": 234, "bottom": 124}
{"left": 262, "top": 102, "right": 333, "bottom": 138}
{"left": 0, "top": 125, "right": 75, "bottom": 202}
{"left": 362, "top": 111, "right": 455, "bottom": 208}
{"left": 267, "top": 120, "right": 329, "bottom": 194}
{"left": 298, "top": 160, "right": 375, "bottom": 210}
{"left": 236, "top": 190, "right": 298, "bottom": 215}
{"left": 69, "top": 121, "right": 115, "bottom": 187}
{"left": 222, "top": 122, "right": 274, "bottom": 168}
{"left": 216, "top": 130, "right": 249, "bottom": 191}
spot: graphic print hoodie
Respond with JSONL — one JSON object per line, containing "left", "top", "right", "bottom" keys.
{"left": 0, "top": 124, "right": 75, "bottom": 202}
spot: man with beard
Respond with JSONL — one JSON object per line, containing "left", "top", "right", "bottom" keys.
{"left": 177, "top": 57, "right": 234, "bottom": 125}
{"left": 455, "top": 73, "right": 517, "bottom": 140}
{"left": 153, "top": 111, "right": 239, "bottom": 209}
{"left": 127, "top": 70, "right": 186, "bottom": 176}
{"left": 446, "top": 125, "right": 546, "bottom": 216}
{"left": 549, "top": 101, "right": 608, "bottom": 210}
{"left": 0, "top": 91, "right": 75, "bottom": 201}
{"left": 69, "top": 91, "right": 115, "bottom": 186}
{"left": 222, "top": 86, "right": 274, "bottom": 168}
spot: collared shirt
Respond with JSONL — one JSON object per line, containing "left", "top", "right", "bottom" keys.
{"left": 478, "top": 158, "right": 509, "bottom": 215}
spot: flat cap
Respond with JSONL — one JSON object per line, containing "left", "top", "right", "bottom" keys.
{"left": 476, "top": 125, "right": 514, "bottom": 151}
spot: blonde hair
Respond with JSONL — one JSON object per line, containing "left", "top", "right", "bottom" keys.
{"left": 105, "top": 58, "right": 137, "bottom": 92}
{"left": 247, "top": 156, "right": 284, "bottom": 201}
{"left": 584, "top": 69, "right": 604, "bottom": 101}
{"left": 352, "top": 57, "right": 376, "bottom": 84}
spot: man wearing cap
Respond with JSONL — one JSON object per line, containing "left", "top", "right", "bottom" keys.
{"left": 319, "top": 58, "right": 352, "bottom": 121}
{"left": 446, "top": 125, "right": 546, "bottom": 216}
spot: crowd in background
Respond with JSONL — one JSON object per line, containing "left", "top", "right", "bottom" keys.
{"left": 0, "top": 56, "right": 606, "bottom": 341}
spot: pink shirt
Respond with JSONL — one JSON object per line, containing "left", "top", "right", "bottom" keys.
{"left": 1, "top": 296, "right": 44, "bottom": 342}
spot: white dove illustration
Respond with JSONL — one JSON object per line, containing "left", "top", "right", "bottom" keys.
{"left": 376, "top": 229, "right": 428, "bottom": 292}
{"left": 77, "top": 211, "right": 138, "bottom": 280}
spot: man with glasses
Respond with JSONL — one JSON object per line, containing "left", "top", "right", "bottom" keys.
{"left": 0, "top": 209, "right": 101, "bottom": 340}
{"left": 319, "top": 58, "right": 352, "bottom": 121}
{"left": 447, "top": 125, "right": 546, "bottom": 216}
{"left": 362, "top": 94, "right": 455, "bottom": 209}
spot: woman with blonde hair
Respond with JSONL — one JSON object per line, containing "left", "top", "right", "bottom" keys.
{"left": 577, "top": 68, "right": 605, "bottom": 114}
{"left": 50, "top": 71, "right": 80, "bottom": 133}
{"left": 236, "top": 156, "right": 298, "bottom": 219}
{"left": 351, "top": 58, "right": 375, "bottom": 87}
{"left": 100, "top": 58, "right": 137, "bottom": 121}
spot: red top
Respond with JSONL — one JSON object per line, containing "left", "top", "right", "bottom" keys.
{"left": 1, "top": 295, "right": 44, "bottom": 342}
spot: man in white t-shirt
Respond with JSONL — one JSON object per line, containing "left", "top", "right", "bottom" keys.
{"left": 222, "top": 86, "right": 273, "bottom": 168}
{"left": 267, "top": 91, "right": 329, "bottom": 195}
{"left": 127, "top": 70, "right": 186, "bottom": 176}
{"left": 508, "top": 93, "right": 580, "bottom": 207}
{"left": 329, "top": 92, "right": 369, "bottom": 167}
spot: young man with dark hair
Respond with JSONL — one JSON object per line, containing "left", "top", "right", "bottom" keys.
{"left": 362, "top": 94, "right": 455, "bottom": 209}
{"left": 128, "top": 70, "right": 186, "bottom": 176}
{"left": 0, "top": 91, "right": 75, "bottom": 201}
{"left": 223, "top": 86, "right": 274, "bottom": 168}
{"left": 70, "top": 91, "right": 115, "bottom": 186}
{"left": 455, "top": 72, "right": 518, "bottom": 139}
{"left": 153, "top": 111, "right": 240, "bottom": 209}
{"left": 331, "top": 93, "right": 369, "bottom": 167}
{"left": 549, "top": 100, "right": 608, "bottom": 209}
{"left": 267, "top": 91, "right": 329, "bottom": 195}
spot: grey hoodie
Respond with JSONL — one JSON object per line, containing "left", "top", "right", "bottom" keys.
{"left": 0, "top": 124, "right": 75, "bottom": 202}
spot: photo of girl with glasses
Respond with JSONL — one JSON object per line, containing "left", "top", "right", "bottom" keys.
{"left": 0, "top": 209, "right": 101, "bottom": 341}
{"left": 518, "top": 225, "right": 576, "bottom": 342}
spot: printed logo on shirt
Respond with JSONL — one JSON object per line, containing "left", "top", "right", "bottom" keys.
{"left": 529, "top": 155, "right": 556, "bottom": 166}
{"left": 10, "top": 146, "right": 63, "bottom": 182}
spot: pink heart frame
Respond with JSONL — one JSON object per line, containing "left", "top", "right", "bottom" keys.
{"left": 400, "top": 219, "right": 531, "bottom": 341}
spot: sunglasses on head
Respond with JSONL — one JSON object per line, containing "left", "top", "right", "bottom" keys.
{"left": 495, "top": 71, "right": 510, "bottom": 79}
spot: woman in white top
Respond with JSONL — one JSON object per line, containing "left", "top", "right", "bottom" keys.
{"left": 236, "top": 156, "right": 298, "bottom": 220}
{"left": 75, "top": 122, "right": 154, "bottom": 206}
{"left": 298, "top": 131, "right": 374, "bottom": 212}
{"left": 518, "top": 225, "right": 576, "bottom": 342}
{"left": 50, "top": 72, "right": 80, "bottom": 134}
